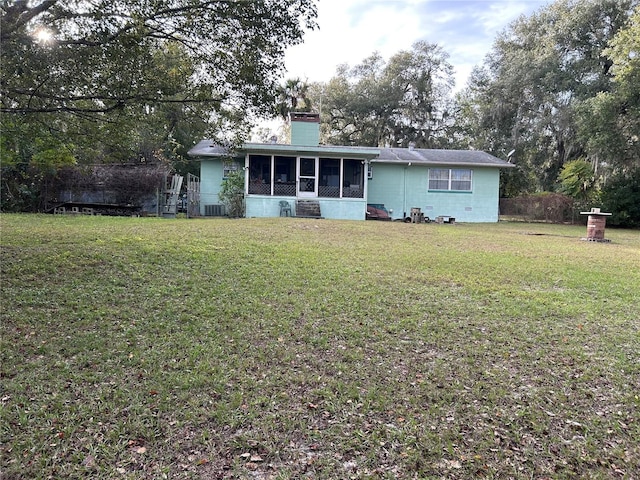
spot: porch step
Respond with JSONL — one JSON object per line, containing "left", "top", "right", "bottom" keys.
{"left": 295, "top": 200, "right": 323, "bottom": 218}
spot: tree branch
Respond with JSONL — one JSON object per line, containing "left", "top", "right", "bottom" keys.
{"left": 0, "top": 0, "right": 58, "bottom": 43}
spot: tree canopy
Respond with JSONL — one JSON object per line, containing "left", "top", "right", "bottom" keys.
{"left": 316, "top": 41, "right": 455, "bottom": 148}
{"left": 0, "top": 0, "right": 317, "bottom": 211}
{"left": 1, "top": 0, "right": 317, "bottom": 120}
{"left": 456, "top": 0, "right": 638, "bottom": 193}
{"left": 575, "top": 5, "right": 640, "bottom": 175}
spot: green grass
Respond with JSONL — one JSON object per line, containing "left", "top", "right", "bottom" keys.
{"left": 1, "top": 214, "right": 639, "bottom": 479}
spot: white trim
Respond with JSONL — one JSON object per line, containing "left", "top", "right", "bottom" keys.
{"left": 297, "top": 156, "right": 318, "bottom": 197}
{"left": 428, "top": 168, "right": 473, "bottom": 192}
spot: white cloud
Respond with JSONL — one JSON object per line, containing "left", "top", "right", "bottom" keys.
{"left": 475, "top": 1, "right": 537, "bottom": 34}
{"left": 282, "top": 1, "right": 551, "bottom": 95}
{"left": 284, "top": 0, "right": 425, "bottom": 81}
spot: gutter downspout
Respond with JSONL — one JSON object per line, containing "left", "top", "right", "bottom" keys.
{"left": 403, "top": 162, "right": 411, "bottom": 219}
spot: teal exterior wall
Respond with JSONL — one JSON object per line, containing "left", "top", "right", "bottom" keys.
{"left": 199, "top": 158, "right": 225, "bottom": 214}
{"left": 367, "top": 163, "right": 501, "bottom": 222}
{"left": 317, "top": 198, "right": 367, "bottom": 220}
{"left": 246, "top": 196, "right": 293, "bottom": 218}
{"left": 200, "top": 156, "right": 366, "bottom": 220}
{"left": 200, "top": 157, "right": 501, "bottom": 222}
{"left": 246, "top": 196, "right": 366, "bottom": 220}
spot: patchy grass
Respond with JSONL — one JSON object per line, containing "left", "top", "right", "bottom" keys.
{"left": 1, "top": 214, "right": 638, "bottom": 479}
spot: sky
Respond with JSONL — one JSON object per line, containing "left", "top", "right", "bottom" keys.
{"left": 283, "top": 0, "right": 553, "bottom": 91}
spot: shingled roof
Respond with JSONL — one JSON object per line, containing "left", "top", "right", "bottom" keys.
{"left": 187, "top": 141, "right": 231, "bottom": 157}
{"left": 188, "top": 140, "right": 513, "bottom": 168}
{"left": 188, "top": 140, "right": 379, "bottom": 159}
{"left": 374, "top": 147, "right": 514, "bottom": 168}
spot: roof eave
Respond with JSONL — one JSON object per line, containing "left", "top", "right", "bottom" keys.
{"left": 371, "top": 159, "right": 515, "bottom": 168}
{"left": 243, "top": 143, "right": 380, "bottom": 158}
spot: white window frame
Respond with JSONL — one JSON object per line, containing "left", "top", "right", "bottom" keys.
{"left": 223, "top": 161, "right": 239, "bottom": 179}
{"left": 428, "top": 168, "right": 472, "bottom": 192}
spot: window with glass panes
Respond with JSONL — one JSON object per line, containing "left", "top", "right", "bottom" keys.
{"left": 428, "top": 168, "right": 472, "bottom": 191}
{"left": 223, "top": 161, "right": 239, "bottom": 179}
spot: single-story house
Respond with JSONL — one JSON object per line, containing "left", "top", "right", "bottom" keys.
{"left": 188, "top": 113, "right": 514, "bottom": 222}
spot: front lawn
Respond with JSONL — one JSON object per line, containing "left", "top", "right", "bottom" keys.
{"left": 1, "top": 214, "right": 638, "bottom": 479}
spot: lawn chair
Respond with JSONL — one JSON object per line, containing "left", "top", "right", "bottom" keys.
{"left": 279, "top": 200, "right": 292, "bottom": 217}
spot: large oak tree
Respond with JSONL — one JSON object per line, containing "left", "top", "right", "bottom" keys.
{"left": 317, "top": 41, "right": 455, "bottom": 148}
{"left": 0, "top": 0, "right": 317, "bottom": 211}
{"left": 1, "top": 0, "right": 317, "bottom": 119}
{"left": 456, "top": 0, "right": 637, "bottom": 194}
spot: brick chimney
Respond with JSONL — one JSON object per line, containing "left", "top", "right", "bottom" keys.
{"left": 290, "top": 112, "right": 320, "bottom": 146}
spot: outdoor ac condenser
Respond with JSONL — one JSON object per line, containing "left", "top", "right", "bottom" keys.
{"left": 204, "top": 204, "right": 226, "bottom": 216}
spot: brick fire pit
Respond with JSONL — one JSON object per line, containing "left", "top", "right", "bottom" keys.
{"left": 580, "top": 207, "right": 612, "bottom": 243}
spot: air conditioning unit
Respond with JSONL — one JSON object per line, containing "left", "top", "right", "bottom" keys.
{"left": 204, "top": 204, "right": 226, "bottom": 216}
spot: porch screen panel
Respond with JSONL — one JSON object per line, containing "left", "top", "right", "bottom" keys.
{"left": 428, "top": 168, "right": 449, "bottom": 190}
{"left": 451, "top": 169, "right": 472, "bottom": 191}
{"left": 274, "top": 156, "right": 296, "bottom": 196}
{"left": 248, "top": 155, "right": 271, "bottom": 195}
{"left": 342, "top": 159, "right": 364, "bottom": 198}
{"left": 319, "top": 158, "right": 340, "bottom": 198}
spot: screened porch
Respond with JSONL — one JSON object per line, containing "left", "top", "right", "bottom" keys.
{"left": 247, "top": 154, "right": 365, "bottom": 199}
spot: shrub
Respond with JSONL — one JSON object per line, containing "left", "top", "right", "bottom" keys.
{"left": 600, "top": 170, "right": 640, "bottom": 228}
{"left": 219, "top": 169, "right": 245, "bottom": 217}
